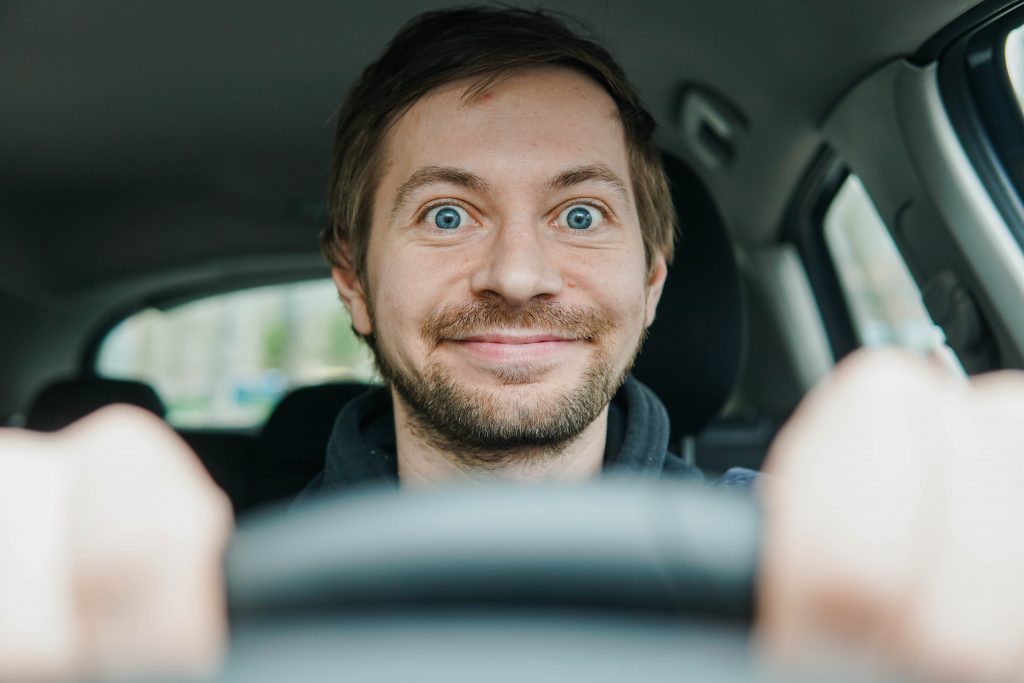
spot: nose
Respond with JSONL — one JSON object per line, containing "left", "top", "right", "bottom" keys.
{"left": 470, "top": 222, "right": 564, "bottom": 306}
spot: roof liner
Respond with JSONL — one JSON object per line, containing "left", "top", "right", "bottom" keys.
{"left": 0, "top": 0, "right": 985, "bottom": 292}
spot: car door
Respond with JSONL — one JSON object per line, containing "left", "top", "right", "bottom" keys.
{"left": 788, "top": 3, "right": 1024, "bottom": 380}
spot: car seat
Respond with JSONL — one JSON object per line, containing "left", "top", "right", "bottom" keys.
{"left": 632, "top": 154, "right": 774, "bottom": 472}
{"left": 24, "top": 376, "right": 166, "bottom": 432}
{"left": 252, "top": 382, "right": 372, "bottom": 507}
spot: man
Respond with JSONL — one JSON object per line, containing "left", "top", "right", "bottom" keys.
{"left": 282, "top": 8, "right": 1024, "bottom": 679}
{"left": 5, "top": 7, "right": 1024, "bottom": 683}
{"left": 299, "top": 7, "right": 716, "bottom": 495}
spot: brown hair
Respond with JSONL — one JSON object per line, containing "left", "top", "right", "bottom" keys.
{"left": 322, "top": 6, "right": 675, "bottom": 282}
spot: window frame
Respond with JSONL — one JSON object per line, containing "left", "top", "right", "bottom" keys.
{"left": 939, "top": 1, "right": 1024, "bottom": 249}
{"left": 782, "top": 147, "right": 860, "bottom": 362}
{"left": 87, "top": 276, "right": 376, "bottom": 430}
{"left": 81, "top": 270, "right": 333, "bottom": 375}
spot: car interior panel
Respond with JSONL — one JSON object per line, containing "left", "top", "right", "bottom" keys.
{"left": 4, "top": 0, "right": 1024, "bottom": 680}
{"left": 24, "top": 376, "right": 167, "bottom": 432}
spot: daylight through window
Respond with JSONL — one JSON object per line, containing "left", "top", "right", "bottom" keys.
{"left": 97, "top": 279, "right": 378, "bottom": 428}
{"left": 823, "top": 175, "right": 957, "bottom": 367}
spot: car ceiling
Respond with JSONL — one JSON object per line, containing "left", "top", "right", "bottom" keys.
{"left": 0, "top": 0, "right": 982, "bottom": 297}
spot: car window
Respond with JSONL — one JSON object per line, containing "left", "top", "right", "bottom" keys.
{"left": 823, "top": 174, "right": 962, "bottom": 370}
{"left": 1006, "top": 24, "right": 1024, "bottom": 107}
{"left": 97, "top": 279, "right": 378, "bottom": 428}
{"left": 940, "top": 8, "right": 1024, "bottom": 251}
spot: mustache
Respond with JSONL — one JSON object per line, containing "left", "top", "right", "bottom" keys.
{"left": 422, "top": 299, "right": 616, "bottom": 343}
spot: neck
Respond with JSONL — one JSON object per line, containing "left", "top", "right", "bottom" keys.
{"left": 391, "top": 389, "right": 607, "bottom": 487}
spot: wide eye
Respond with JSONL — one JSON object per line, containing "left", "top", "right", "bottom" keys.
{"left": 425, "top": 204, "right": 468, "bottom": 230}
{"left": 558, "top": 204, "right": 603, "bottom": 231}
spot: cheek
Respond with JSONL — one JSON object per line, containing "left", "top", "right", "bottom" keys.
{"left": 371, "top": 259, "right": 421, "bottom": 335}
{"left": 368, "top": 250, "right": 457, "bottom": 354}
{"left": 568, "top": 253, "right": 650, "bottom": 327}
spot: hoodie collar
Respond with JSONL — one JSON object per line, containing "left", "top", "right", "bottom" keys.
{"left": 316, "top": 375, "right": 672, "bottom": 494}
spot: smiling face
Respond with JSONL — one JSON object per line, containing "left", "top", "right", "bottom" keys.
{"left": 333, "top": 66, "right": 667, "bottom": 466}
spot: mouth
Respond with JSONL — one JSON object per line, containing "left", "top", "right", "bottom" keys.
{"left": 446, "top": 332, "right": 584, "bottom": 363}
{"left": 458, "top": 333, "right": 580, "bottom": 344}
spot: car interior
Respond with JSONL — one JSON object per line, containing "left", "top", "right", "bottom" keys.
{"left": 3, "top": 0, "right": 1000, "bottom": 504}
{"left": 5, "top": 0, "right": 1024, "bottom": 679}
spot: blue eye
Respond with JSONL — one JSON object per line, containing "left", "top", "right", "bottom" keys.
{"left": 559, "top": 204, "right": 603, "bottom": 230}
{"left": 426, "top": 205, "right": 466, "bottom": 230}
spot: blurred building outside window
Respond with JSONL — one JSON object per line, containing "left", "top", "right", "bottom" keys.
{"left": 824, "top": 174, "right": 960, "bottom": 372}
{"left": 98, "top": 279, "right": 378, "bottom": 428}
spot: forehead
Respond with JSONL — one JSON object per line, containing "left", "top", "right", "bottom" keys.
{"left": 378, "top": 66, "right": 629, "bottom": 191}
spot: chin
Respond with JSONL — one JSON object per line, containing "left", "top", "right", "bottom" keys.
{"left": 457, "top": 361, "right": 589, "bottom": 390}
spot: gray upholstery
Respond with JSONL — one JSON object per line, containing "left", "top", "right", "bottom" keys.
{"left": 632, "top": 154, "right": 744, "bottom": 444}
{"left": 25, "top": 376, "right": 166, "bottom": 432}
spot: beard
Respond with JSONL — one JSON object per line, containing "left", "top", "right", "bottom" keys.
{"left": 368, "top": 297, "right": 642, "bottom": 469}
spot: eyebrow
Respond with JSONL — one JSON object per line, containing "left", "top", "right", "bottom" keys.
{"left": 391, "top": 166, "right": 491, "bottom": 219}
{"left": 549, "top": 164, "right": 630, "bottom": 206}
{"left": 389, "top": 163, "right": 631, "bottom": 219}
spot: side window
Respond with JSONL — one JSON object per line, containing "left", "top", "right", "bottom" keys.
{"left": 97, "top": 279, "right": 377, "bottom": 428}
{"left": 941, "top": 8, "right": 1024, "bottom": 247}
{"left": 1006, "top": 24, "right": 1024, "bottom": 107}
{"left": 823, "top": 174, "right": 961, "bottom": 369}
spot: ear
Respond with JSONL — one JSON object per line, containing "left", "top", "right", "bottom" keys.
{"left": 643, "top": 252, "right": 668, "bottom": 328}
{"left": 331, "top": 265, "right": 373, "bottom": 336}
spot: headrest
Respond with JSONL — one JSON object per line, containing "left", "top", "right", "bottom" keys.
{"left": 631, "top": 154, "right": 744, "bottom": 442}
{"left": 259, "top": 382, "right": 371, "bottom": 464}
{"left": 25, "top": 376, "right": 167, "bottom": 432}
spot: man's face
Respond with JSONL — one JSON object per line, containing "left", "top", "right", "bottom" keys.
{"left": 335, "top": 66, "right": 667, "bottom": 462}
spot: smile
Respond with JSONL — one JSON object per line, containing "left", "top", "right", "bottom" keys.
{"left": 449, "top": 333, "right": 582, "bottom": 363}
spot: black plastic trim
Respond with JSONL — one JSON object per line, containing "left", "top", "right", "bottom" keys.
{"left": 914, "top": 0, "right": 1024, "bottom": 64}
{"left": 939, "top": 5, "right": 1024, "bottom": 250}
{"left": 780, "top": 147, "right": 859, "bottom": 361}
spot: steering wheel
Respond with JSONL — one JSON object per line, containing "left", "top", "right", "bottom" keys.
{"left": 219, "top": 479, "right": 762, "bottom": 683}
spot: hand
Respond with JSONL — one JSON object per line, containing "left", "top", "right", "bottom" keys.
{"left": 0, "top": 405, "right": 232, "bottom": 682}
{"left": 758, "top": 349, "right": 1024, "bottom": 681}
